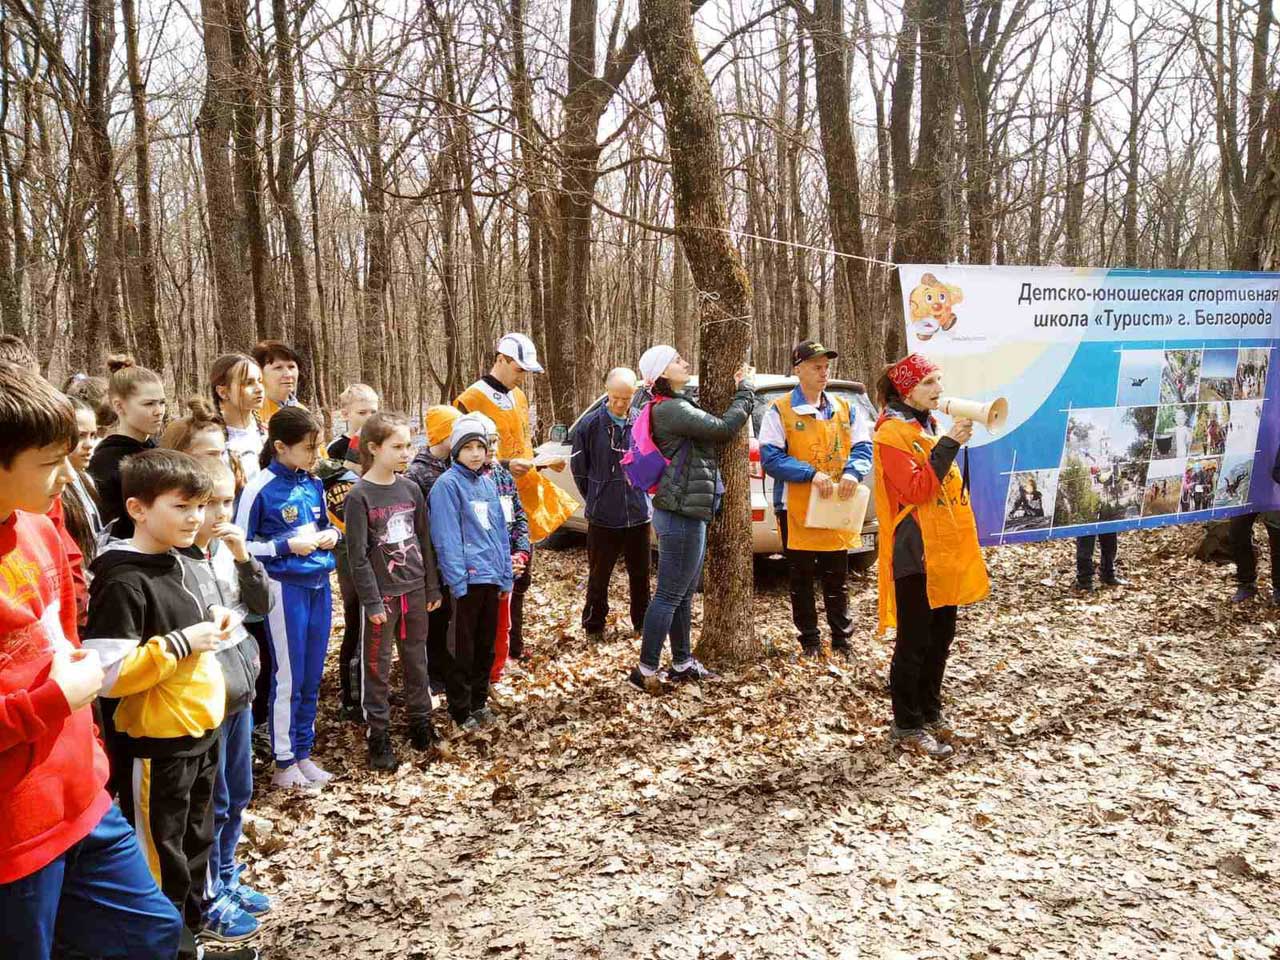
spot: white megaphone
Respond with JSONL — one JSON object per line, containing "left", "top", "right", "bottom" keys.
{"left": 938, "top": 396, "right": 1010, "bottom": 432}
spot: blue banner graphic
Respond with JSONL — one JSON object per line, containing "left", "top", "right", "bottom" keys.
{"left": 897, "top": 265, "right": 1280, "bottom": 545}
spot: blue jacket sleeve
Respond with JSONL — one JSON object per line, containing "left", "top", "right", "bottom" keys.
{"left": 760, "top": 443, "right": 818, "bottom": 484}
{"left": 570, "top": 418, "right": 590, "bottom": 495}
{"left": 843, "top": 440, "right": 872, "bottom": 482}
{"left": 428, "top": 478, "right": 468, "bottom": 599}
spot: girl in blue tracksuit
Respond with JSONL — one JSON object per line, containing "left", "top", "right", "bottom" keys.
{"left": 428, "top": 414, "right": 514, "bottom": 729}
{"left": 234, "top": 406, "right": 339, "bottom": 790}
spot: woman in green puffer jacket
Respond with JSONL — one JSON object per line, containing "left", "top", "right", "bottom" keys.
{"left": 628, "top": 344, "right": 756, "bottom": 692}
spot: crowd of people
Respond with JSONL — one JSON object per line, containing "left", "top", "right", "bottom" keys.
{"left": 3, "top": 325, "right": 1276, "bottom": 959}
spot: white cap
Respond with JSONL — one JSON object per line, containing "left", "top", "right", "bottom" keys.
{"left": 496, "top": 332, "right": 543, "bottom": 373}
{"left": 638, "top": 345, "right": 678, "bottom": 384}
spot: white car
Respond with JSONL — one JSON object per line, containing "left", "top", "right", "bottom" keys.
{"left": 536, "top": 374, "right": 879, "bottom": 568}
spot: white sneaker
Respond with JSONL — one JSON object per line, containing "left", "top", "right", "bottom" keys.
{"left": 271, "top": 765, "right": 320, "bottom": 791}
{"left": 296, "top": 758, "right": 333, "bottom": 785}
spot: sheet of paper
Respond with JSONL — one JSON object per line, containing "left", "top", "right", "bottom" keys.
{"left": 805, "top": 482, "right": 870, "bottom": 531}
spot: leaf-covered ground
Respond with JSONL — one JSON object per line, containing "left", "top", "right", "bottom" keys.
{"left": 245, "top": 528, "right": 1279, "bottom": 959}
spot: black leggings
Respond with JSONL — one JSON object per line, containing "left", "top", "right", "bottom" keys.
{"left": 890, "top": 574, "right": 957, "bottom": 730}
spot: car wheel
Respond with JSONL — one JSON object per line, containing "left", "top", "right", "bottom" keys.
{"left": 538, "top": 527, "right": 584, "bottom": 550}
{"left": 848, "top": 550, "right": 877, "bottom": 574}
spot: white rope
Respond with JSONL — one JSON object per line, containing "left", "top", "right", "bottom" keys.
{"left": 691, "top": 224, "right": 899, "bottom": 269}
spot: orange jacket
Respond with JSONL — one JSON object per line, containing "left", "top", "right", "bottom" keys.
{"left": 872, "top": 410, "right": 988, "bottom": 633}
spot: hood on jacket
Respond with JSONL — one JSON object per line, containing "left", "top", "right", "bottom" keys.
{"left": 89, "top": 542, "right": 181, "bottom": 579}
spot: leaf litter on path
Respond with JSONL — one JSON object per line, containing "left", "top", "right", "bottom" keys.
{"left": 248, "top": 527, "right": 1280, "bottom": 959}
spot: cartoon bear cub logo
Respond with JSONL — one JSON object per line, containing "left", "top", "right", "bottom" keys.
{"left": 908, "top": 273, "right": 963, "bottom": 341}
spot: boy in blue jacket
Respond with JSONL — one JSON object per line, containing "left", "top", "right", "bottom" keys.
{"left": 428, "top": 414, "right": 514, "bottom": 731}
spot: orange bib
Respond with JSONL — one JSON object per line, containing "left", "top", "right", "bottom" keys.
{"left": 872, "top": 417, "right": 988, "bottom": 634}
{"left": 456, "top": 381, "right": 578, "bottom": 542}
{"left": 776, "top": 392, "right": 859, "bottom": 553}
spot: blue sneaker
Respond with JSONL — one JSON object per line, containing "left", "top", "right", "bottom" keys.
{"left": 203, "top": 892, "right": 259, "bottom": 943}
{"left": 227, "top": 867, "right": 272, "bottom": 917}
{"left": 229, "top": 882, "right": 272, "bottom": 917}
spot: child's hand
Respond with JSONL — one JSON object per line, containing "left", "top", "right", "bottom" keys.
{"left": 369, "top": 612, "right": 387, "bottom": 625}
{"left": 426, "top": 599, "right": 442, "bottom": 612}
{"left": 212, "top": 521, "right": 249, "bottom": 562}
{"left": 314, "top": 529, "right": 339, "bottom": 550}
{"left": 288, "top": 535, "right": 318, "bottom": 556}
{"left": 184, "top": 622, "right": 229, "bottom": 653}
{"left": 50, "top": 648, "right": 104, "bottom": 710}
{"left": 512, "top": 554, "right": 527, "bottom": 576}
{"left": 207, "top": 605, "right": 242, "bottom": 635}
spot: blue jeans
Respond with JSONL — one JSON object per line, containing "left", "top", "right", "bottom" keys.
{"left": 0, "top": 804, "right": 182, "bottom": 959}
{"left": 639, "top": 509, "right": 707, "bottom": 670}
{"left": 208, "top": 707, "right": 253, "bottom": 903}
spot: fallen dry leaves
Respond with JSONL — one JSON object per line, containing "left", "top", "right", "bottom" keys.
{"left": 243, "top": 527, "right": 1279, "bottom": 959}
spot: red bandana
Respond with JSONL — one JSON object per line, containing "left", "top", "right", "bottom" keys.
{"left": 887, "top": 353, "right": 939, "bottom": 397}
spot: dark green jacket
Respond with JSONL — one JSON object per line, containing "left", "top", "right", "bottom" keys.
{"left": 650, "top": 386, "right": 756, "bottom": 521}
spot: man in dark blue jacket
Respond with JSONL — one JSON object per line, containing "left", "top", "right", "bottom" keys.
{"left": 572, "top": 368, "right": 652, "bottom": 642}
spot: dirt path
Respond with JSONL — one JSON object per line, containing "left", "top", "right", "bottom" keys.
{"left": 247, "top": 529, "right": 1279, "bottom": 959}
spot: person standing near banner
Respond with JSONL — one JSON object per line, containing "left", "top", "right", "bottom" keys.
{"left": 1074, "top": 533, "right": 1127, "bottom": 591}
{"left": 872, "top": 353, "right": 989, "bottom": 760}
{"left": 760, "top": 340, "right": 871, "bottom": 658}
{"left": 455, "top": 333, "right": 578, "bottom": 662}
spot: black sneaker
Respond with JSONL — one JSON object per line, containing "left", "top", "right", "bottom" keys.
{"left": 799, "top": 644, "right": 822, "bottom": 660}
{"left": 1233, "top": 585, "right": 1258, "bottom": 603}
{"left": 1100, "top": 575, "right": 1129, "bottom": 587}
{"left": 340, "top": 701, "right": 362, "bottom": 723}
{"left": 667, "top": 658, "right": 719, "bottom": 683}
{"left": 923, "top": 715, "right": 955, "bottom": 742}
{"left": 471, "top": 706, "right": 498, "bottom": 729}
{"left": 831, "top": 643, "right": 853, "bottom": 659}
{"left": 585, "top": 630, "right": 605, "bottom": 644}
{"left": 1073, "top": 579, "right": 1094, "bottom": 592}
{"left": 407, "top": 719, "right": 438, "bottom": 751}
{"left": 456, "top": 715, "right": 480, "bottom": 733}
{"left": 367, "top": 731, "right": 399, "bottom": 772}
{"left": 627, "top": 666, "right": 663, "bottom": 694}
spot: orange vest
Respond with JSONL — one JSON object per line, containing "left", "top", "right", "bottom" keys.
{"left": 262, "top": 396, "right": 306, "bottom": 423}
{"left": 872, "top": 416, "right": 989, "bottom": 634}
{"left": 455, "top": 381, "right": 578, "bottom": 542}
{"left": 775, "top": 392, "right": 859, "bottom": 552}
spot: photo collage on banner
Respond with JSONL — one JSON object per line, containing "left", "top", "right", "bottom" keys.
{"left": 999, "top": 346, "right": 1269, "bottom": 536}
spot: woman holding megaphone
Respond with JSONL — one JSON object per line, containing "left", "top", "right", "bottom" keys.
{"left": 872, "top": 353, "right": 989, "bottom": 759}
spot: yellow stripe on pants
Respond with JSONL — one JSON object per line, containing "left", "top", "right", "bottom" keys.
{"left": 131, "top": 758, "right": 162, "bottom": 883}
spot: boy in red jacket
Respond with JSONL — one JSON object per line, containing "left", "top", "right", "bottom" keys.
{"left": 0, "top": 360, "right": 182, "bottom": 959}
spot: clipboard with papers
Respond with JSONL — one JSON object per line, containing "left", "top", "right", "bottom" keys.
{"left": 804, "top": 482, "right": 870, "bottom": 531}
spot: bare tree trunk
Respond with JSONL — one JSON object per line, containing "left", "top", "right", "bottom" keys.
{"left": 801, "top": 0, "right": 876, "bottom": 380}
{"left": 196, "top": 0, "right": 253, "bottom": 347}
{"left": 0, "top": 19, "right": 21, "bottom": 336}
{"left": 1064, "top": 0, "right": 1104, "bottom": 265}
{"left": 120, "top": 0, "right": 161, "bottom": 368}
{"left": 85, "top": 0, "right": 119, "bottom": 357}
{"left": 272, "top": 0, "right": 313, "bottom": 401}
{"left": 641, "top": 0, "right": 756, "bottom": 663}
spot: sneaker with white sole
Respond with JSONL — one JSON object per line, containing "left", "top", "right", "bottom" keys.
{"left": 226, "top": 867, "right": 271, "bottom": 917}
{"left": 271, "top": 765, "right": 320, "bottom": 791}
{"left": 202, "top": 892, "right": 259, "bottom": 943}
{"left": 667, "top": 658, "right": 719, "bottom": 683}
{"left": 296, "top": 758, "right": 333, "bottom": 785}
{"left": 890, "top": 724, "right": 954, "bottom": 759}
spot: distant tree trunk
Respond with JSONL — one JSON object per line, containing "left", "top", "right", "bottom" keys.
{"left": 226, "top": 0, "right": 272, "bottom": 336}
{"left": 271, "top": 0, "right": 314, "bottom": 402}
{"left": 671, "top": 236, "right": 694, "bottom": 356}
{"left": 0, "top": 20, "right": 21, "bottom": 337}
{"left": 801, "top": 0, "right": 876, "bottom": 380}
{"left": 1064, "top": 0, "right": 1103, "bottom": 265}
{"left": 120, "top": 0, "right": 161, "bottom": 369}
{"left": 1232, "top": 0, "right": 1278, "bottom": 271}
{"left": 641, "top": 0, "right": 756, "bottom": 663}
{"left": 360, "top": 77, "right": 388, "bottom": 397}
{"left": 85, "top": 0, "right": 119, "bottom": 358}
{"left": 196, "top": 0, "right": 253, "bottom": 347}
{"left": 946, "top": 0, "right": 993, "bottom": 264}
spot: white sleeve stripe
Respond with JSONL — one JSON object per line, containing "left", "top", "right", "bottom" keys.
{"left": 757, "top": 406, "right": 786, "bottom": 449}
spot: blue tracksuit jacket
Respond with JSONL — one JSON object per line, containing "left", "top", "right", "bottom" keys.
{"left": 428, "top": 462, "right": 514, "bottom": 597}
{"left": 234, "top": 459, "right": 337, "bottom": 586}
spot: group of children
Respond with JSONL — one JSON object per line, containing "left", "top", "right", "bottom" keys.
{"left": 0, "top": 334, "right": 534, "bottom": 959}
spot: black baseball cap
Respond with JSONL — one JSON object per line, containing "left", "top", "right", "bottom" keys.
{"left": 792, "top": 340, "right": 839, "bottom": 366}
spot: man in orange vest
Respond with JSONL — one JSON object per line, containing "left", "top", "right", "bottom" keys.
{"left": 455, "top": 333, "right": 577, "bottom": 661}
{"left": 760, "top": 340, "right": 872, "bottom": 658}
